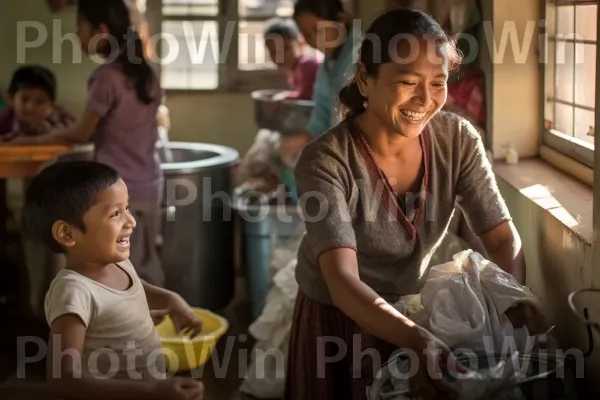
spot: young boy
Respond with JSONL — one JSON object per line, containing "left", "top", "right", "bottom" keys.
{"left": 0, "top": 65, "right": 75, "bottom": 141}
{"left": 264, "top": 18, "right": 321, "bottom": 101}
{"left": 22, "top": 161, "right": 204, "bottom": 400}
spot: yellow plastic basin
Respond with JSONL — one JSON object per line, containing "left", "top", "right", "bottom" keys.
{"left": 156, "top": 308, "right": 229, "bottom": 372}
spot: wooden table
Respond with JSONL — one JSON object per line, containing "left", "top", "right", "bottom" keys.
{"left": 0, "top": 145, "right": 72, "bottom": 179}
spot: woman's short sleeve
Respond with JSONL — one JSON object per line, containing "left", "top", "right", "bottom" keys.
{"left": 295, "top": 141, "right": 357, "bottom": 260}
{"left": 456, "top": 119, "right": 512, "bottom": 235}
{"left": 86, "top": 68, "right": 116, "bottom": 117}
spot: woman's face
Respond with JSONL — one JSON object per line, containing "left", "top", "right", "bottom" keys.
{"left": 294, "top": 12, "right": 345, "bottom": 56}
{"left": 361, "top": 38, "right": 449, "bottom": 138}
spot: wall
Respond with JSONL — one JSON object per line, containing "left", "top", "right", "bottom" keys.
{"left": 489, "top": 0, "right": 541, "bottom": 159}
{"left": 0, "top": 0, "right": 95, "bottom": 119}
{"left": 497, "top": 175, "right": 600, "bottom": 394}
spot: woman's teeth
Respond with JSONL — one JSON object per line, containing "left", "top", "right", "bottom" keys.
{"left": 117, "top": 237, "right": 130, "bottom": 247}
{"left": 400, "top": 110, "right": 427, "bottom": 121}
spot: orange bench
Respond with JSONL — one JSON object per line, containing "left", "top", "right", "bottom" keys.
{"left": 0, "top": 145, "right": 71, "bottom": 178}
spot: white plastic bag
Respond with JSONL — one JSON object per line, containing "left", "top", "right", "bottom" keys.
{"left": 414, "top": 250, "right": 542, "bottom": 354}
{"left": 370, "top": 250, "right": 549, "bottom": 400}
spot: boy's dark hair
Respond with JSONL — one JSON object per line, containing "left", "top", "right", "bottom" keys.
{"left": 22, "top": 161, "right": 121, "bottom": 254}
{"left": 9, "top": 65, "right": 57, "bottom": 101}
{"left": 264, "top": 18, "right": 300, "bottom": 40}
{"left": 78, "top": 0, "right": 157, "bottom": 105}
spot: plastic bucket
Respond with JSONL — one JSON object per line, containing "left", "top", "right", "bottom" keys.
{"left": 234, "top": 197, "right": 302, "bottom": 319}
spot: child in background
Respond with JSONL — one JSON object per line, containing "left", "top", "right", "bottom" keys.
{"left": 264, "top": 18, "right": 321, "bottom": 101}
{"left": 23, "top": 161, "right": 204, "bottom": 400}
{"left": 0, "top": 65, "right": 76, "bottom": 141}
{"left": 5, "top": 0, "right": 165, "bottom": 287}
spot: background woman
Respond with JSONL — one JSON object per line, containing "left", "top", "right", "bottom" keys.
{"left": 278, "top": 0, "right": 362, "bottom": 165}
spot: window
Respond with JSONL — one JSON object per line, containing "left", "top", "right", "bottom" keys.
{"left": 543, "top": 0, "right": 598, "bottom": 168}
{"left": 160, "top": 0, "right": 318, "bottom": 91}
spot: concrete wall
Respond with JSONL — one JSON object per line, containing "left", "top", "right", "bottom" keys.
{"left": 497, "top": 176, "right": 599, "bottom": 394}
{"left": 488, "top": 0, "right": 541, "bottom": 159}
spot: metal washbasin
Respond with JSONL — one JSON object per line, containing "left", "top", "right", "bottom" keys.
{"left": 251, "top": 89, "right": 314, "bottom": 135}
{"left": 159, "top": 142, "right": 239, "bottom": 310}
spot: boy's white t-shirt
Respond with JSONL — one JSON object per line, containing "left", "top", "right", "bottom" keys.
{"left": 44, "top": 259, "right": 167, "bottom": 381}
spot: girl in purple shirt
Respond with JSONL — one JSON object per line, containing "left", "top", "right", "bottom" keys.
{"left": 5, "top": 0, "right": 166, "bottom": 288}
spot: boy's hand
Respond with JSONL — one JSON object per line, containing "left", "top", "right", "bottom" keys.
{"left": 163, "top": 293, "right": 203, "bottom": 338}
{"left": 153, "top": 377, "right": 204, "bottom": 400}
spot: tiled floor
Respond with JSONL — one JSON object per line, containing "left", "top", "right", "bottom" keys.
{"left": 0, "top": 273, "right": 269, "bottom": 400}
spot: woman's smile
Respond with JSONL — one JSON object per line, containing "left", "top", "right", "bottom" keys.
{"left": 399, "top": 109, "right": 429, "bottom": 122}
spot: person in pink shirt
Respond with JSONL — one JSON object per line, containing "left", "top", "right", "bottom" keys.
{"left": 264, "top": 18, "right": 321, "bottom": 100}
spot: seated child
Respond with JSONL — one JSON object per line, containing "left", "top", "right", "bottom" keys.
{"left": 264, "top": 18, "right": 321, "bottom": 101}
{"left": 0, "top": 65, "right": 75, "bottom": 141}
{"left": 22, "top": 161, "right": 204, "bottom": 400}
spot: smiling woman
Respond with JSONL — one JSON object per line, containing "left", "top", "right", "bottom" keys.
{"left": 285, "top": 8, "right": 526, "bottom": 400}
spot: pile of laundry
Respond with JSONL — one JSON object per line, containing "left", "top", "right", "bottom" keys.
{"left": 368, "top": 250, "right": 555, "bottom": 400}
{"left": 234, "top": 128, "right": 299, "bottom": 206}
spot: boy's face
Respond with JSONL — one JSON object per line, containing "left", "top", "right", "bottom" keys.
{"left": 56, "top": 179, "right": 137, "bottom": 266}
{"left": 266, "top": 35, "right": 302, "bottom": 70}
{"left": 10, "top": 88, "right": 53, "bottom": 127}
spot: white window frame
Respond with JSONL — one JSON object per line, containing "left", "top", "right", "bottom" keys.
{"left": 542, "top": 0, "right": 598, "bottom": 169}
{"left": 159, "top": 0, "right": 288, "bottom": 92}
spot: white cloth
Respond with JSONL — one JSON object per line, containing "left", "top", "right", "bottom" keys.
{"left": 239, "top": 225, "right": 305, "bottom": 398}
{"left": 369, "top": 250, "right": 546, "bottom": 400}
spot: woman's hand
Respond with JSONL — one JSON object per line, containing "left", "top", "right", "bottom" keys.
{"left": 152, "top": 293, "right": 203, "bottom": 338}
{"left": 9, "top": 135, "right": 41, "bottom": 145}
{"left": 406, "top": 325, "right": 465, "bottom": 400}
{"left": 0, "top": 134, "right": 40, "bottom": 145}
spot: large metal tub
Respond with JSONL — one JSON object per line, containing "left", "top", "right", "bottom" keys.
{"left": 251, "top": 89, "right": 314, "bottom": 135}
{"left": 160, "top": 142, "right": 239, "bottom": 310}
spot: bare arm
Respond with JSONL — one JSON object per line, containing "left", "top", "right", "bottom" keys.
{"left": 47, "top": 315, "right": 157, "bottom": 400}
{"left": 141, "top": 281, "right": 202, "bottom": 337}
{"left": 13, "top": 110, "right": 100, "bottom": 145}
{"left": 278, "top": 130, "right": 311, "bottom": 165}
{"left": 141, "top": 280, "right": 178, "bottom": 309}
{"left": 319, "top": 248, "right": 420, "bottom": 349}
{"left": 479, "top": 220, "right": 526, "bottom": 284}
